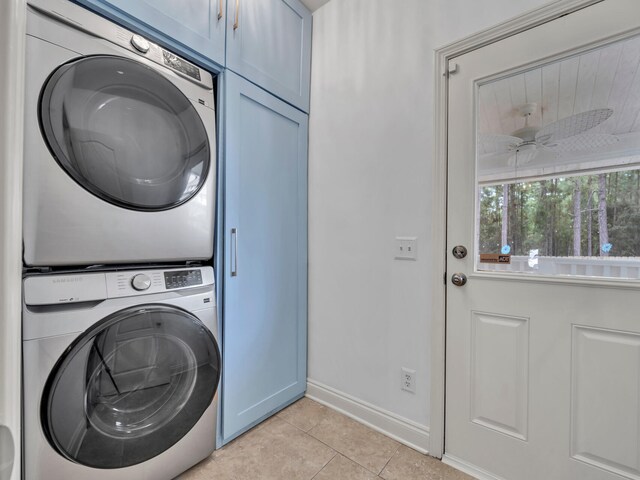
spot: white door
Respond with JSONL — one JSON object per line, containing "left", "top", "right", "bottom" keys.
{"left": 446, "top": 1, "right": 640, "bottom": 479}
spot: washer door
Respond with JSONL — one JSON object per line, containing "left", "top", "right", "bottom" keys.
{"left": 41, "top": 305, "right": 220, "bottom": 469}
{"left": 39, "top": 55, "right": 211, "bottom": 211}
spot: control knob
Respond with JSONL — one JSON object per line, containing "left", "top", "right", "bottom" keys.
{"left": 130, "top": 34, "right": 150, "bottom": 53}
{"left": 131, "top": 273, "right": 151, "bottom": 291}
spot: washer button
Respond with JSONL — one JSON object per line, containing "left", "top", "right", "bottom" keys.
{"left": 131, "top": 274, "right": 151, "bottom": 291}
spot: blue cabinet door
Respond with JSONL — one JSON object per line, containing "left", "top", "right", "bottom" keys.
{"left": 221, "top": 71, "right": 308, "bottom": 443}
{"left": 73, "top": 0, "right": 226, "bottom": 70}
{"left": 226, "top": 0, "right": 311, "bottom": 112}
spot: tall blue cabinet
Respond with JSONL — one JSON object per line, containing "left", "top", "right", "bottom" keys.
{"left": 69, "top": 0, "right": 312, "bottom": 447}
{"left": 221, "top": 71, "right": 308, "bottom": 443}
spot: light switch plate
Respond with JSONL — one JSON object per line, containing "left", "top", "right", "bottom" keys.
{"left": 395, "top": 237, "right": 417, "bottom": 260}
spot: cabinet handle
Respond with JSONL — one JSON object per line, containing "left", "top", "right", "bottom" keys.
{"left": 231, "top": 228, "right": 238, "bottom": 277}
{"left": 233, "top": 0, "right": 239, "bottom": 30}
{"left": 218, "top": 0, "right": 223, "bottom": 20}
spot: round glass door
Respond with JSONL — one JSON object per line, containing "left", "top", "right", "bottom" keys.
{"left": 41, "top": 305, "right": 220, "bottom": 469}
{"left": 39, "top": 55, "right": 211, "bottom": 211}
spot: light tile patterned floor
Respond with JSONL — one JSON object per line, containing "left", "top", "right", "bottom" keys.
{"left": 178, "top": 397, "right": 474, "bottom": 480}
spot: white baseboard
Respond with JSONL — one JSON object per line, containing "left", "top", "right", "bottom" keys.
{"left": 306, "top": 379, "right": 430, "bottom": 454}
{"left": 443, "top": 454, "right": 506, "bottom": 480}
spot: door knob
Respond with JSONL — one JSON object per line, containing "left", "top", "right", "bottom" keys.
{"left": 451, "top": 273, "right": 467, "bottom": 286}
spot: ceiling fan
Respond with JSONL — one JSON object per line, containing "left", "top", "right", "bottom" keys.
{"left": 478, "top": 103, "right": 618, "bottom": 166}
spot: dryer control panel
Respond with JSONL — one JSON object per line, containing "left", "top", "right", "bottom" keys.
{"left": 27, "top": 0, "right": 213, "bottom": 90}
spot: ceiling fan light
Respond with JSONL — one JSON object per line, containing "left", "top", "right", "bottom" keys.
{"left": 508, "top": 143, "right": 538, "bottom": 166}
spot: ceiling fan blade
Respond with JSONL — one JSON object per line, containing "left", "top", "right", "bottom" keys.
{"left": 478, "top": 151, "right": 512, "bottom": 169}
{"left": 550, "top": 133, "right": 619, "bottom": 153}
{"left": 535, "top": 108, "right": 613, "bottom": 144}
{"left": 477, "top": 134, "right": 521, "bottom": 155}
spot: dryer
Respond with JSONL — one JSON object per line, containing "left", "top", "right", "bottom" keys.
{"left": 23, "top": 266, "right": 220, "bottom": 480}
{"left": 23, "top": 0, "right": 217, "bottom": 267}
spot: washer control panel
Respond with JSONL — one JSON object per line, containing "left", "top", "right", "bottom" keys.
{"left": 106, "top": 267, "right": 212, "bottom": 298}
{"left": 23, "top": 267, "right": 215, "bottom": 306}
{"left": 164, "top": 270, "right": 203, "bottom": 290}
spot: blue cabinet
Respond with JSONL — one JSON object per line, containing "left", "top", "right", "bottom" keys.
{"left": 73, "top": 0, "right": 226, "bottom": 70}
{"left": 221, "top": 71, "right": 308, "bottom": 443}
{"left": 226, "top": 0, "right": 311, "bottom": 112}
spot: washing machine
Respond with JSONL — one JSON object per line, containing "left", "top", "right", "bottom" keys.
{"left": 22, "top": 266, "right": 220, "bottom": 480}
{"left": 23, "top": 0, "right": 217, "bottom": 267}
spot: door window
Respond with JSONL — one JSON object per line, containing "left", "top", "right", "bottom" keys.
{"left": 41, "top": 305, "right": 220, "bottom": 468}
{"left": 476, "top": 34, "right": 640, "bottom": 279}
{"left": 39, "top": 55, "right": 210, "bottom": 211}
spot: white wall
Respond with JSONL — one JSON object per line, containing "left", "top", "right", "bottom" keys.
{"left": 0, "top": 1, "right": 25, "bottom": 479}
{"left": 307, "top": 0, "right": 549, "bottom": 450}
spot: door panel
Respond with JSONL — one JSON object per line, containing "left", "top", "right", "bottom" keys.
{"left": 469, "top": 312, "right": 529, "bottom": 441}
{"left": 571, "top": 326, "right": 640, "bottom": 478}
{"left": 222, "top": 71, "right": 308, "bottom": 443}
{"left": 226, "top": 0, "right": 311, "bottom": 112}
{"left": 446, "top": 1, "right": 640, "bottom": 479}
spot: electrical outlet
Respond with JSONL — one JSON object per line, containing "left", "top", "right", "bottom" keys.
{"left": 395, "top": 237, "right": 417, "bottom": 260}
{"left": 401, "top": 367, "right": 416, "bottom": 393}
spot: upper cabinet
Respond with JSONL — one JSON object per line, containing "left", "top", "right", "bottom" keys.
{"left": 226, "top": 0, "right": 311, "bottom": 112}
{"left": 72, "top": 0, "right": 226, "bottom": 70}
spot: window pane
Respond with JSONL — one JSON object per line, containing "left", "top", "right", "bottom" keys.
{"left": 476, "top": 34, "right": 640, "bottom": 279}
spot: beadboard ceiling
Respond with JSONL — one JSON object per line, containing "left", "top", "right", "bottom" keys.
{"left": 300, "top": 0, "right": 330, "bottom": 13}
{"left": 479, "top": 34, "right": 640, "bottom": 138}
{"left": 478, "top": 33, "right": 640, "bottom": 182}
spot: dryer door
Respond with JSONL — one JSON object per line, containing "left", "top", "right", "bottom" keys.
{"left": 41, "top": 304, "right": 220, "bottom": 469}
{"left": 39, "top": 55, "right": 211, "bottom": 211}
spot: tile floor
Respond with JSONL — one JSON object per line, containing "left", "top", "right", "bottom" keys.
{"left": 178, "top": 397, "right": 474, "bottom": 480}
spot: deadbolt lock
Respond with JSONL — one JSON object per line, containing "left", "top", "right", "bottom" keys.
{"left": 452, "top": 245, "right": 467, "bottom": 259}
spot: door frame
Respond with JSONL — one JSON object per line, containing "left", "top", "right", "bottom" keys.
{"left": 429, "top": 0, "right": 603, "bottom": 460}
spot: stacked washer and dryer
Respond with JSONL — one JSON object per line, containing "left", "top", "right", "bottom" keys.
{"left": 22, "top": 1, "right": 221, "bottom": 479}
